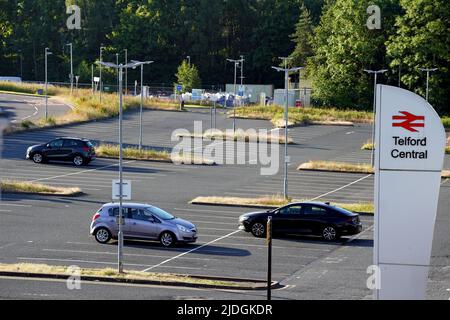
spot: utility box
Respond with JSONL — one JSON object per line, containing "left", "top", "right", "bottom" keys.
{"left": 274, "top": 89, "right": 297, "bottom": 107}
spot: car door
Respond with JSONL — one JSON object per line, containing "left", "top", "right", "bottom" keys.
{"left": 127, "top": 207, "right": 159, "bottom": 239}
{"left": 44, "top": 139, "right": 64, "bottom": 159}
{"left": 106, "top": 206, "right": 132, "bottom": 236}
{"left": 274, "top": 204, "right": 304, "bottom": 233}
{"left": 301, "top": 205, "right": 329, "bottom": 235}
{"left": 61, "top": 139, "right": 78, "bottom": 160}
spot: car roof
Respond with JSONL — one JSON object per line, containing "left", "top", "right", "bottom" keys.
{"left": 286, "top": 201, "right": 331, "bottom": 207}
{"left": 103, "top": 202, "right": 151, "bottom": 207}
{"left": 54, "top": 137, "right": 90, "bottom": 141}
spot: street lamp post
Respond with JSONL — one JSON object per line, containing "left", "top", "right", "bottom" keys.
{"left": 272, "top": 57, "right": 303, "bottom": 199}
{"left": 187, "top": 56, "right": 191, "bottom": 66}
{"left": 227, "top": 58, "right": 244, "bottom": 133}
{"left": 364, "top": 69, "right": 388, "bottom": 167}
{"left": 131, "top": 60, "right": 154, "bottom": 150}
{"left": 44, "top": 47, "right": 52, "bottom": 121}
{"left": 419, "top": 68, "right": 438, "bottom": 101}
{"left": 99, "top": 46, "right": 106, "bottom": 101}
{"left": 124, "top": 49, "right": 128, "bottom": 95}
{"left": 96, "top": 60, "right": 140, "bottom": 274}
{"left": 66, "top": 43, "right": 74, "bottom": 94}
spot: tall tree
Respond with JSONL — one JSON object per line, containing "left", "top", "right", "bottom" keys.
{"left": 288, "top": 3, "right": 314, "bottom": 69}
{"left": 308, "top": 0, "right": 400, "bottom": 109}
{"left": 175, "top": 60, "right": 201, "bottom": 92}
{"left": 386, "top": 0, "right": 450, "bottom": 114}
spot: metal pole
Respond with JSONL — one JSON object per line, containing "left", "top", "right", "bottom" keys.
{"left": 116, "top": 54, "right": 119, "bottom": 93}
{"left": 139, "top": 64, "right": 144, "bottom": 150}
{"left": 68, "top": 43, "right": 73, "bottom": 94}
{"left": 267, "top": 216, "right": 272, "bottom": 301}
{"left": 20, "top": 53, "right": 23, "bottom": 80}
{"left": 398, "top": 61, "right": 401, "bottom": 88}
{"left": 213, "top": 100, "right": 217, "bottom": 129}
{"left": 91, "top": 64, "right": 94, "bottom": 95}
{"left": 425, "top": 70, "right": 430, "bottom": 101}
{"left": 283, "top": 61, "right": 289, "bottom": 199}
{"left": 45, "top": 48, "right": 49, "bottom": 121}
{"left": 99, "top": 47, "right": 103, "bottom": 102}
{"left": 371, "top": 73, "right": 377, "bottom": 168}
{"left": 118, "top": 65, "right": 124, "bottom": 274}
{"left": 124, "top": 49, "right": 128, "bottom": 95}
{"left": 233, "top": 62, "right": 237, "bottom": 133}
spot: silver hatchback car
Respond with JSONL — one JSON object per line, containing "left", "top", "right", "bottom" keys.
{"left": 90, "top": 203, "right": 197, "bottom": 247}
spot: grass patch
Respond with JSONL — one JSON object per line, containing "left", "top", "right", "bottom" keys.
{"left": 298, "top": 161, "right": 450, "bottom": 178}
{"left": 0, "top": 263, "right": 252, "bottom": 288}
{"left": 361, "top": 141, "right": 374, "bottom": 150}
{"left": 95, "top": 144, "right": 215, "bottom": 165}
{"left": 190, "top": 196, "right": 374, "bottom": 213}
{"left": 233, "top": 105, "right": 373, "bottom": 127}
{"left": 0, "top": 180, "right": 81, "bottom": 196}
{"left": 298, "top": 161, "right": 374, "bottom": 173}
{"left": 176, "top": 130, "right": 293, "bottom": 144}
{"left": 442, "top": 117, "right": 450, "bottom": 129}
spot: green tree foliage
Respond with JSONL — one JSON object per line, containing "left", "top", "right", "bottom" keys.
{"left": 175, "top": 60, "right": 201, "bottom": 92}
{"left": 308, "top": 0, "right": 400, "bottom": 109}
{"left": 288, "top": 3, "right": 314, "bottom": 69}
{"left": 386, "top": 0, "right": 450, "bottom": 113}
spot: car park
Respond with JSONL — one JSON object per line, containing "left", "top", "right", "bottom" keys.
{"left": 239, "top": 202, "right": 362, "bottom": 241}
{"left": 90, "top": 203, "right": 198, "bottom": 247}
{"left": 26, "top": 137, "right": 96, "bottom": 166}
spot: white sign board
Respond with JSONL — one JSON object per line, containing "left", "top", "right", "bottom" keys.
{"left": 93, "top": 77, "right": 100, "bottom": 83}
{"left": 112, "top": 180, "right": 131, "bottom": 200}
{"left": 374, "top": 85, "right": 445, "bottom": 300}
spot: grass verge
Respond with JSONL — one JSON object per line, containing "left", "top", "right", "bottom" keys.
{"left": 298, "top": 161, "right": 450, "bottom": 178}
{"left": 190, "top": 196, "right": 374, "bottom": 213}
{"left": 176, "top": 130, "right": 293, "bottom": 144}
{"left": 0, "top": 180, "right": 82, "bottom": 196}
{"left": 95, "top": 144, "right": 215, "bottom": 165}
{"left": 298, "top": 161, "right": 374, "bottom": 173}
{"left": 0, "top": 263, "right": 260, "bottom": 289}
{"left": 232, "top": 105, "right": 372, "bottom": 127}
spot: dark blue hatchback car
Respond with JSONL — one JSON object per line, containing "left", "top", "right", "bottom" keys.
{"left": 26, "top": 137, "right": 96, "bottom": 166}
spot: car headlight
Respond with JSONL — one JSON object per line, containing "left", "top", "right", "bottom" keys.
{"left": 239, "top": 216, "right": 249, "bottom": 222}
{"left": 177, "top": 224, "right": 189, "bottom": 232}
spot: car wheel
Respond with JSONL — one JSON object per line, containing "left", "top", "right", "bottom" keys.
{"left": 322, "top": 226, "right": 339, "bottom": 241}
{"left": 32, "top": 153, "right": 44, "bottom": 164}
{"left": 94, "top": 228, "right": 111, "bottom": 244}
{"left": 251, "top": 222, "right": 266, "bottom": 238}
{"left": 160, "top": 232, "right": 176, "bottom": 247}
{"left": 73, "top": 155, "right": 85, "bottom": 166}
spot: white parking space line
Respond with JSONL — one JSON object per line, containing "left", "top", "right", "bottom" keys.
{"left": 11, "top": 104, "right": 39, "bottom": 123}
{"left": 0, "top": 203, "right": 32, "bottom": 207}
{"left": 42, "top": 249, "right": 212, "bottom": 261}
{"left": 308, "top": 174, "right": 373, "bottom": 201}
{"left": 27, "top": 160, "right": 136, "bottom": 183}
{"left": 141, "top": 230, "right": 241, "bottom": 272}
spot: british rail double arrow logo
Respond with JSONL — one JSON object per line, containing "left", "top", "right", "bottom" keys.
{"left": 392, "top": 111, "right": 425, "bottom": 132}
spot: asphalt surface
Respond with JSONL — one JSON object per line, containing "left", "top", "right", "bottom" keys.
{"left": 0, "top": 93, "right": 71, "bottom": 124}
{"left": 0, "top": 93, "right": 449, "bottom": 300}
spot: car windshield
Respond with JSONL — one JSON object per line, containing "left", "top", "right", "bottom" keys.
{"left": 147, "top": 206, "right": 175, "bottom": 220}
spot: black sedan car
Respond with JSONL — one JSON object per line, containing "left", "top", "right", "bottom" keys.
{"left": 26, "top": 137, "right": 96, "bottom": 166}
{"left": 239, "top": 202, "right": 362, "bottom": 241}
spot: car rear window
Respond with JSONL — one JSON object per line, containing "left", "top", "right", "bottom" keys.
{"left": 332, "top": 206, "right": 355, "bottom": 216}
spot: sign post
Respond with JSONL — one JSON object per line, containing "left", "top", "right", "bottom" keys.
{"left": 374, "top": 85, "right": 446, "bottom": 299}
{"left": 267, "top": 216, "right": 273, "bottom": 301}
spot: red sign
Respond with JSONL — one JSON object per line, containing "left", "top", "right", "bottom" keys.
{"left": 392, "top": 111, "right": 425, "bottom": 132}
